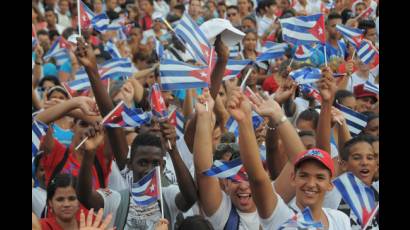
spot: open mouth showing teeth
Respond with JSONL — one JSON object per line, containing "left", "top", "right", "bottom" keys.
{"left": 360, "top": 169, "right": 370, "bottom": 175}
{"left": 237, "top": 194, "right": 251, "bottom": 198}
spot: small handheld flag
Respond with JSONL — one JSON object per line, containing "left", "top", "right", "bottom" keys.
{"left": 334, "top": 103, "right": 368, "bottom": 136}
{"left": 278, "top": 207, "right": 324, "bottom": 229}
{"left": 131, "top": 166, "right": 161, "bottom": 206}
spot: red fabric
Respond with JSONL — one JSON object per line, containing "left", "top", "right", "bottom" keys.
{"left": 40, "top": 217, "right": 64, "bottom": 230}
{"left": 41, "top": 139, "right": 112, "bottom": 189}
{"left": 262, "top": 74, "right": 279, "bottom": 94}
{"left": 294, "top": 148, "right": 335, "bottom": 176}
{"left": 140, "top": 15, "right": 153, "bottom": 31}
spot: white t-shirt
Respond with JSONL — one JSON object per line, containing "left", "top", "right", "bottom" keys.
{"left": 293, "top": 0, "right": 322, "bottom": 15}
{"left": 261, "top": 193, "right": 351, "bottom": 230}
{"left": 154, "top": 0, "right": 170, "bottom": 18}
{"left": 257, "top": 15, "right": 275, "bottom": 37}
{"left": 108, "top": 160, "right": 130, "bottom": 192}
{"left": 142, "top": 29, "right": 168, "bottom": 45}
{"left": 32, "top": 187, "right": 47, "bottom": 218}
{"left": 96, "top": 188, "right": 121, "bottom": 228}
{"left": 125, "top": 184, "right": 181, "bottom": 230}
{"left": 57, "top": 11, "right": 71, "bottom": 28}
{"left": 205, "top": 191, "right": 261, "bottom": 230}
{"left": 345, "top": 72, "right": 377, "bottom": 92}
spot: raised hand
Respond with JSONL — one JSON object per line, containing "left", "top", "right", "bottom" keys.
{"left": 43, "top": 98, "right": 65, "bottom": 109}
{"left": 331, "top": 106, "right": 345, "bottom": 126}
{"left": 274, "top": 78, "right": 297, "bottom": 104}
{"left": 249, "top": 91, "right": 283, "bottom": 122}
{"left": 227, "top": 87, "right": 252, "bottom": 122}
{"left": 34, "top": 45, "right": 44, "bottom": 63}
{"left": 346, "top": 59, "right": 355, "bottom": 75}
{"left": 75, "top": 96, "right": 100, "bottom": 117}
{"left": 159, "top": 118, "right": 177, "bottom": 151}
{"left": 155, "top": 218, "right": 169, "bottom": 230}
{"left": 318, "top": 67, "right": 337, "bottom": 103}
{"left": 75, "top": 37, "right": 98, "bottom": 71}
{"left": 81, "top": 122, "right": 104, "bottom": 152}
{"left": 80, "top": 208, "right": 113, "bottom": 230}
{"left": 195, "top": 88, "right": 215, "bottom": 114}
{"left": 214, "top": 35, "right": 229, "bottom": 60}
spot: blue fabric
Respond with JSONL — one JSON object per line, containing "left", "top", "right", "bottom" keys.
{"left": 59, "top": 60, "right": 72, "bottom": 74}
{"left": 174, "top": 88, "right": 203, "bottom": 102}
{"left": 43, "top": 63, "right": 58, "bottom": 77}
{"left": 52, "top": 123, "right": 74, "bottom": 147}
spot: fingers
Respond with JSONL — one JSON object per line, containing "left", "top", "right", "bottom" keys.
{"left": 92, "top": 208, "right": 104, "bottom": 227}
{"left": 80, "top": 209, "right": 86, "bottom": 228}
{"left": 87, "top": 208, "right": 94, "bottom": 227}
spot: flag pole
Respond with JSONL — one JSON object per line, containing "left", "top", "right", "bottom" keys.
{"left": 75, "top": 101, "right": 125, "bottom": 150}
{"left": 351, "top": 49, "right": 356, "bottom": 61}
{"left": 288, "top": 57, "right": 294, "bottom": 69}
{"left": 362, "top": 203, "right": 379, "bottom": 230}
{"left": 323, "top": 45, "right": 328, "bottom": 66}
{"left": 77, "top": 0, "right": 82, "bottom": 36}
{"left": 156, "top": 166, "right": 164, "bottom": 218}
{"left": 240, "top": 68, "right": 253, "bottom": 92}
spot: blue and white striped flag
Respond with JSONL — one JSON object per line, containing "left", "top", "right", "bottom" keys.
{"left": 159, "top": 59, "right": 210, "bottom": 90}
{"left": 43, "top": 36, "right": 70, "bottom": 63}
{"left": 226, "top": 112, "right": 264, "bottom": 138}
{"left": 363, "top": 81, "right": 379, "bottom": 95}
{"left": 103, "top": 104, "right": 151, "bottom": 128}
{"left": 278, "top": 207, "right": 324, "bottom": 230}
{"left": 203, "top": 157, "right": 243, "bottom": 179}
{"left": 104, "top": 40, "right": 122, "bottom": 59}
{"left": 223, "top": 59, "right": 252, "bottom": 81}
{"left": 255, "top": 42, "right": 288, "bottom": 62}
{"left": 335, "top": 103, "right": 368, "bottom": 136}
{"left": 333, "top": 172, "right": 377, "bottom": 227}
{"left": 91, "top": 13, "right": 110, "bottom": 32}
{"left": 175, "top": 12, "right": 211, "bottom": 65}
{"left": 154, "top": 38, "right": 164, "bottom": 59}
{"left": 289, "top": 67, "right": 321, "bottom": 84}
{"left": 131, "top": 167, "right": 161, "bottom": 206}
{"left": 279, "top": 14, "right": 326, "bottom": 45}
{"left": 32, "top": 120, "right": 48, "bottom": 158}
{"left": 336, "top": 24, "right": 364, "bottom": 50}
{"left": 357, "top": 40, "right": 377, "bottom": 64}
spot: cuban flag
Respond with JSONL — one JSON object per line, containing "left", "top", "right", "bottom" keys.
{"left": 336, "top": 24, "right": 364, "bottom": 50}
{"left": 67, "top": 74, "right": 91, "bottom": 91}
{"left": 299, "top": 84, "right": 322, "bottom": 103}
{"left": 363, "top": 81, "right": 379, "bottom": 95}
{"left": 226, "top": 112, "right": 264, "bottom": 138}
{"left": 150, "top": 83, "right": 168, "bottom": 117}
{"left": 278, "top": 207, "right": 324, "bottom": 230}
{"left": 333, "top": 172, "right": 377, "bottom": 227}
{"left": 357, "top": 40, "right": 377, "bottom": 64}
{"left": 32, "top": 24, "right": 37, "bottom": 49}
{"left": 357, "top": 6, "right": 374, "bottom": 19}
{"left": 131, "top": 167, "right": 161, "bottom": 206}
{"left": 294, "top": 44, "right": 316, "bottom": 61}
{"left": 334, "top": 103, "right": 368, "bottom": 136}
{"left": 203, "top": 157, "right": 243, "bottom": 180}
{"left": 280, "top": 14, "right": 326, "bottom": 45}
{"left": 103, "top": 103, "right": 151, "bottom": 128}
{"left": 159, "top": 59, "right": 210, "bottom": 90}
{"left": 106, "top": 17, "right": 126, "bottom": 31}
{"left": 169, "top": 109, "right": 185, "bottom": 140}
{"left": 289, "top": 67, "right": 321, "bottom": 84}
{"left": 175, "top": 12, "right": 211, "bottom": 65}
{"left": 222, "top": 59, "right": 252, "bottom": 81}
{"left": 43, "top": 36, "right": 71, "bottom": 62}
{"left": 98, "top": 58, "right": 133, "bottom": 80}
{"left": 79, "top": 0, "right": 95, "bottom": 29}
{"left": 32, "top": 120, "right": 48, "bottom": 158}
{"left": 91, "top": 13, "right": 110, "bottom": 32}
{"left": 255, "top": 42, "right": 288, "bottom": 62}
{"left": 104, "top": 40, "right": 122, "bottom": 59}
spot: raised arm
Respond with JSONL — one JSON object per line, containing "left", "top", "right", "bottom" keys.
{"left": 337, "top": 60, "right": 354, "bottom": 90}
{"left": 210, "top": 36, "right": 229, "bottom": 100}
{"left": 193, "top": 89, "right": 222, "bottom": 216}
{"left": 265, "top": 120, "right": 288, "bottom": 180}
{"left": 331, "top": 107, "right": 352, "bottom": 176}
{"left": 75, "top": 38, "right": 129, "bottom": 170}
{"left": 77, "top": 123, "right": 105, "bottom": 210}
{"left": 32, "top": 87, "right": 42, "bottom": 111}
{"left": 228, "top": 88, "right": 276, "bottom": 218}
{"left": 32, "top": 46, "right": 44, "bottom": 88}
{"left": 316, "top": 67, "right": 337, "bottom": 153}
{"left": 182, "top": 89, "right": 194, "bottom": 118}
{"left": 160, "top": 119, "right": 197, "bottom": 212}
{"left": 274, "top": 78, "right": 298, "bottom": 118}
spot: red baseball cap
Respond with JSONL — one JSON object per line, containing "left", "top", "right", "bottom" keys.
{"left": 293, "top": 148, "right": 335, "bottom": 176}
{"left": 353, "top": 84, "right": 378, "bottom": 103}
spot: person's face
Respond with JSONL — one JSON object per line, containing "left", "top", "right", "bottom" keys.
{"left": 227, "top": 9, "right": 240, "bottom": 25}
{"left": 245, "top": 69, "right": 257, "bottom": 86}
{"left": 342, "top": 141, "right": 377, "bottom": 186}
{"left": 298, "top": 0, "right": 307, "bottom": 5}
{"left": 107, "top": 0, "right": 118, "bottom": 10}
{"left": 296, "top": 119, "right": 315, "bottom": 132}
{"left": 241, "top": 19, "right": 255, "bottom": 31}
{"left": 340, "top": 96, "right": 356, "bottom": 110}
{"left": 153, "top": 19, "right": 162, "bottom": 31}
{"left": 217, "top": 5, "right": 226, "bottom": 18}
{"left": 41, "top": 80, "right": 57, "bottom": 92}
{"left": 189, "top": 0, "right": 202, "bottom": 18}
{"left": 48, "top": 186, "right": 79, "bottom": 222}
{"left": 267, "top": 4, "right": 278, "bottom": 15}
{"left": 364, "top": 118, "right": 379, "bottom": 137}
{"left": 292, "top": 160, "right": 333, "bottom": 208}
{"left": 272, "top": 57, "right": 286, "bottom": 72}
{"left": 218, "top": 87, "right": 228, "bottom": 107}
{"left": 335, "top": 0, "right": 344, "bottom": 10}
{"left": 45, "top": 11, "right": 57, "bottom": 25}
{"left": 280, "top": 0, "right": 290, "bottom": 10}
{"left": 365, "top": 28, "right": 377, "bottom": 44}
{"left": 72, "top": 120, "right": 93, "bottom": 139}
{"left": 130, "top": 145, "right": 165, "bottom": 182}
{"left": 94, "top": 0, "right": 104, "bottom": 13}
{"left": 49, "top": 91, "right": 68, "bottom": 101}
{"left": 355, "top": 97, "right": 374, "bottom": 113}
{"left": 130, "top": 28, "right": 142, "bottom": 43}
{"left": 59, "top": 1, "right": 69, "bottom": 13}
{"left": 238, "top": 0, "right": 250, "bottom": 14}
{"left": 355, "top": 4, "right": 365, "bottom": 16}
{"left": 301, "top": 135, "right": 316, "bottom": 150}
{"left": 139, "top": 0, "right": 153, "bottom": 14}
{"left": 243, "top": 33, "right": 257, "bottom": 51}
{"left": 224, "top": 179, "right": 256, "bottom": 212}
{"left": 327, "top": 18, "right": 342, "bottom": 40}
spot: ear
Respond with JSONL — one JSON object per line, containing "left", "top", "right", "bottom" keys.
{"left": 326, "top": 179, "right": 334, "bottom": 192}
{"left": 340, "top": 159, "right": 348, "bottom": 172}
{"left": 290, "top": 171, "right": 296, "bottom": 187}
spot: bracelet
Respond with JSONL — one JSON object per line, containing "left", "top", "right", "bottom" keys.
{"left": 35, "top": 61, "right": 43, "bottom": 65}
{"left": 266, "top": 116, "right": 288, "bottom": 131}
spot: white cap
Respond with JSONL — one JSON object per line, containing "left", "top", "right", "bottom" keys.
{"left": 152, "top": 12, "right": 163, "bottom": 21}
{"left": 68, "top": 34, "right": 81, "bottom": 44}
{"left": 200, "top": 18, "right": 245, "bottom": 47}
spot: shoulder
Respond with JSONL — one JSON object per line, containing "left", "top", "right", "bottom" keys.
{"left": 323, "top": 208, "right": 351, "bottom": 226}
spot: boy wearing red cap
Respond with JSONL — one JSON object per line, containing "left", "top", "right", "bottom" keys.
{"left": 353, "top": 84, "right": 378, "bottom": 113}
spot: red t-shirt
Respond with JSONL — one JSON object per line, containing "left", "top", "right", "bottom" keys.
{"left": 40, "top": 217, "right": 65, "bottom": 230}
{"left": 139, "top": 15, "right": 153, "bottom": 31}
{"left": 41, "top": 139, "right": 112, "bottom": 190}
{"left": 262, "top": 74, "right": 279, "bottom": 94}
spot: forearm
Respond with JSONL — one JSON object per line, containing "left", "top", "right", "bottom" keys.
{"left": 182, "top": 89, "right": 194, "bottom": 118}
{"left": 210, "top": 57, "right": 228, "bottom": 100}
{"left": 316, "top": 101, "right": 332, "bottom": 153}
{"left": 237, "top": 118, "right": 275, "bottom": 218}
{"left": 67, "top": 109, "right": 101, "bottom": 123}
{"left": 78, "top": 150, "right": 104, "bottom": 210}
{"left": 132, "top": 67, "right": 154, "bottom": 80}
{"left": 184, "top": 114, "right": 197, "bottom": 153}
{"left": 337, "top": 120, "right": 352, "bottom": 153}
{"left": 169, "top": 148, "right": 198, "bottom": 211}
{"left": 128, "top": 78, "right": 144, "bottom": 103}
{"left": 273, "top": 116, "right": 305, "bottom": 162}
{"left": 266, "top": 121, "right": 288, "bottom": 180}
{"left": 33, "top": 64, "right": 42, "bottom": 88}
{"left": 35, "top": 99, "right": 80, "bottom": 124}
{"left": 32, "top": 88, "right": 43, "bottom": 110}
{"left": 283, "top": 98, "right": 296, "bottom": 117}
{"left": 214, "top": 96, "right": 229, "bottom": 131}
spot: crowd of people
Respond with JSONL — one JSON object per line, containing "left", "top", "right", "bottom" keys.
{"left": 32, "top": 0, "right": 379, "bottom": 229}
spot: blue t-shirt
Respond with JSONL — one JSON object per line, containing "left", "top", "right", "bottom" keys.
{"left": 317, "top": 40, "right": 347, "bottom": 64}
{"left": 59, "top": 60, "right": 72, "bottom": 74}
{"left": 52, "top": 123, "right": 74, "bottom": 147}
